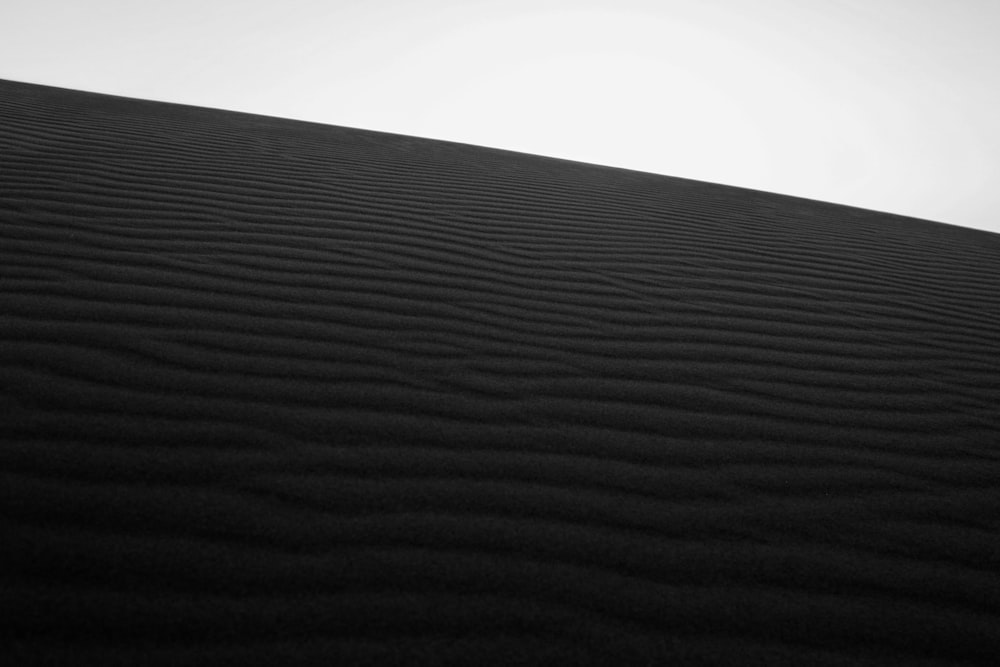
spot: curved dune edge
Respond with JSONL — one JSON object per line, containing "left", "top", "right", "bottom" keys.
{"left": 1, "top": 78, "right": 999, "bottom": 665}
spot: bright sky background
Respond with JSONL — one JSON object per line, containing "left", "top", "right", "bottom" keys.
{"left": 2, "top": 0, "right": 998, "bottom": 233}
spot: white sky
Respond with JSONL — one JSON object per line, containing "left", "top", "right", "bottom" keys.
{"left": 2, "top": 0, "right": 998, "bottom": 233}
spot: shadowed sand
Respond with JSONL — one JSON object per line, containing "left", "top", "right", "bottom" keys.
{"left": 1, "top": 78, "right": 999, "bottom": 665}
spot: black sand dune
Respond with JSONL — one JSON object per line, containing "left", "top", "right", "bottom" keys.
{"left": 2, "top": 78, "right": 999, "bottom": 665}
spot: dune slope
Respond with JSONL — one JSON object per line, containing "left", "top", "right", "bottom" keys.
{"left": 2, "top": 79, "right": 999, "bottom": 665}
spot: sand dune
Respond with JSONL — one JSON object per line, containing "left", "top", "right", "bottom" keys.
{"left": 2, "top": 78, "right": 999, "bottom": 665}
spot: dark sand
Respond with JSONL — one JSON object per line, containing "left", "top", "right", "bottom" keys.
{"left": 1, "top": 78, "right": 999, "bottom": 665}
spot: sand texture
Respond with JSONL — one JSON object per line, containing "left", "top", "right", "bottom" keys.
{"left": 2, "top": 79, "right": 999, "bottom": 665}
